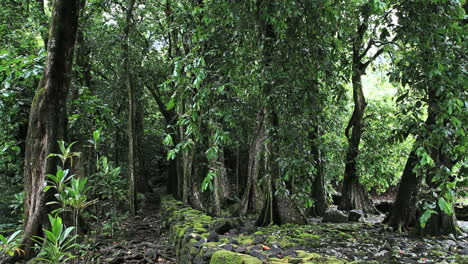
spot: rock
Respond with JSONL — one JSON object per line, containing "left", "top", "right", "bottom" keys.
{"left": 212, "top": 218, "right": 240, "bottom": 234}
{"left": 239, "top": 225, "right": 257, "bottom": 234}
{"left": 109, "top": 257, "right": 125, "bottom": 264}
{"left": 266, "top": 247, "right": 282, "bottom": 257}
{"left": 202, "top": 248, "right": 216, "bottom": 260}
{"left": 210, "top": 250, "right": 262, "bottom": 264}
{"left": 253, "top": 235, "right": 266, "bottom": 244}
{"left": 235, "top": 246, "right": 247, "bottom": 253}
{"left": 250, "top": 250, "right": 266, "bottom": 260}
{"left": 229, "top": 238, "right": 240, "bottom": 245}
{"left": 193, "top": 241, "right": 203, "bottom": 248}
{"left": 207, "top": 231, "right": 219, "bottom": 242}
{"left": 322, "top": 208, "right": 348, "bottom": 223}
{"left": 228, "top": 228, "right": 239, "bottom": 235}
{"left": 348, "top": 209, "right": 363, "bottom": 222}
{"left": 223, "top": 244, "right": 234, "bottom": 251}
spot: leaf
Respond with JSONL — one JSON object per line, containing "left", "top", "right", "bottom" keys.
{"left": 93, "top": 130, "right": 100, "bottom": 143}
{"left": 419, "top": 209, "right": 436, "bottom": 228}
{"left": 166, "top": 98, "right": 175, "bottom": 110}
{"left": 438, "top": 197, "right": 453, "bottom": 215}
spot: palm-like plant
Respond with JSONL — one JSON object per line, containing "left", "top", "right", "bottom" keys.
{"left": 0, "top": 230, "right": 23, "bottom": 257}
{"left": 32, "top": 215, "right": 78, "bottom": 264}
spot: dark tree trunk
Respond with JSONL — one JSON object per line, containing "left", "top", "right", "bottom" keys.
{"left": 308, "top": 126, "right": 327, "bottom": 217}
{"left": 386, "top": 103, "right": 460, "bottom": 235}
{"left": 385, "top": 149, "right": 421, "bottom": 231}
{"left": 19, "top": 0, "right": 81, "bottom": 260}
{"left": 338, "top": 17, "right": 381, "bottom": 214}
{"left": 123, "top": 0, "right": 137, "bottom": 215}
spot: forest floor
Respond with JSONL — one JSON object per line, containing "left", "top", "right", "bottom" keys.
{"left": 92, "top": 192, "right": 176, "bottom": 264}
{"left": 91, "top": 193, "right": 468, "bottom": 264}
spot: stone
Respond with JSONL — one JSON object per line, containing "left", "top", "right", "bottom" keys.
{"left": 223, "top": 244, "right": 234, "bottom": 251}
{"left": 207, "top": 231, "right": 220, "bottom": 242}
{"left": 249, "top": 250, "right": 266, "bottom": 260}
{"left": 348, "top": 209, "right": 363, "bottom": 222}
{"left": 210, "top": 250, "right": 262, "bottom": 264}
{"left": 322, "top": 208, "right": 348, "bottom": 223}
{"left": 253, "top": 235, "right": 266, "bottom": 244}
{"left": 212, "top": 218, "right": 241, "bottom": 234}
{"left": 235, "top": 246, "right": 247, "bottom": 253}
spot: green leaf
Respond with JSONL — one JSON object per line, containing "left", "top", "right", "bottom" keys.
{"left": 419, "top": 209, "right": 437, "bottom": 229}
{"left": 438, "top": 197, "right": 453, "bottom": 215}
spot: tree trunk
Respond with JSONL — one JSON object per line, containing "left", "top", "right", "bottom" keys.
{"left": 123, "top": 0, "right": 137, "bottom": 215}
{"left": 385, "top": 149, "right": 421, "bottom": 231}
{"left": 308, "top": 126, "right": 327, "bottom": 217}
{"left": 338, "top": 19, "right": 378, "bottom": 214}
{"left": 254, "top": 0, "right": 307, "bottom": 226}
{"left": 256, "top": 111, "right": 307, "bottom": 226}
{"left": 236, "top": 109, "right": 265, "bottom": 216}
{"left": 386, "top": 105, "right": 460, "bottom": 235}
{"left": 19, "top": 0, "right": 81, "bottom": 260}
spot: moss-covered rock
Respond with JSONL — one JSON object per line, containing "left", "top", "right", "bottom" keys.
{"left": 210, "top": 250, "right": 262, "bottom": 264}
{"left": 161, "top": 195, "right": 348, "bottom": 264}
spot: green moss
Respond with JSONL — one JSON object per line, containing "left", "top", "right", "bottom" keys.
{"left": 209, "top": 250, "right": 262, "bottom": 264}
{"left": 237, "top": 235, "right": 254, "bottom": 245}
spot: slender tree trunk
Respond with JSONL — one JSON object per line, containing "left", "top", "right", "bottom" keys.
{"left": 123, "top": 0, "right": 137, "bottom": 215}
{"left": 308, "top": 125, "right": 327, "bottom": 216}
{"left": 338, "top": 69, "right": 377, "bottom": 213}
{"left": 338, "top": 18, "right": 379, "bottom": 214}
{"left": 19, "top": 0, "right": 81, "bottom": 260}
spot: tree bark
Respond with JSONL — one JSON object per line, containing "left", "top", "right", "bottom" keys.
{"left": 19, "top": 0, "right": 81, "bottom": 260}
{"left": 338, "top": 18, "right": 379, "bottom": 214}
{"left": 236, "top": 109, "right": 266, "bottom": 216}
{"left": 308, "top": 125, "right": 327, "bottom": 217}
{"left": 123, "top": 0, "right": 137, "bottom": 215}
{"left": 254, "top": 0, "right": 307, "bottom": 226}
{"left": 386, "top": 104, "right": 460, "bottom": 235}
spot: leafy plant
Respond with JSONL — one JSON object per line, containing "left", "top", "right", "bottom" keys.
{"left": 32, "top": 215, "right": 78, "bottom": 264}
{"left": 47, "top": 140, "right": 80, "bottom": 167}
{"left": 0, "top": 230, "right": 23, "bottom": 257}
{"left": 9, "top": 191, "right": 24, "bottom": 220}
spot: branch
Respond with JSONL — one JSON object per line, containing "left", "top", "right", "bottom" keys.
{"left": 362, "top": 48, "right": 384, "bottom": 70}
{"left": 144, "top": 84, "right": 176, "bottom": 125}
{"left": 359, "top": 39, "right": 374, "bottom": 60}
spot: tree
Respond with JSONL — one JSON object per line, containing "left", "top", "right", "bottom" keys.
{"left": 339, "top": 1, "right": 388, "bottom": 214}
{"left": 385, "top": 0, "right": 465, "bottom": 235}
{"left": 19, "top": 0, "right": 81, "bottom": 259}
{"left": 122, "top": 0, "right": 138, "bottom": 215}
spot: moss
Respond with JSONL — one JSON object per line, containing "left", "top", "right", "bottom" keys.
{"left": 237, "top": 235, "right": 254, "bottom": 245}
{"left": 210, "top": 250, "right": 262, "bottom": 264}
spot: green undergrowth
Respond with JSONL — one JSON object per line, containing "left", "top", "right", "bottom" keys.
{"left": 161, "top": 195, "right": 348, "bottom": 264}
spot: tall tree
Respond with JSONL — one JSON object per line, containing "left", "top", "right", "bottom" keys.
{"left": 339, "top": 2, "right": 386, "bottom": 213}
{"left": 123, "top": 0, "right": 137, "bottom": 215}
{"left": 255, "top": 0, "right": 307, "bottom": 226}
{"left": 386, "top": 0, "right": 465, "bottom": 235}
{"left": 19, "top": 0, "right": 81, "bottom": 259}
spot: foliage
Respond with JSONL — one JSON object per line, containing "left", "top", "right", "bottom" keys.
{"left": 0, "top": 230, "right": 23, "bottom": 257}
{"left": 32, "top": 215, "right": 78, "bottom": 264}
